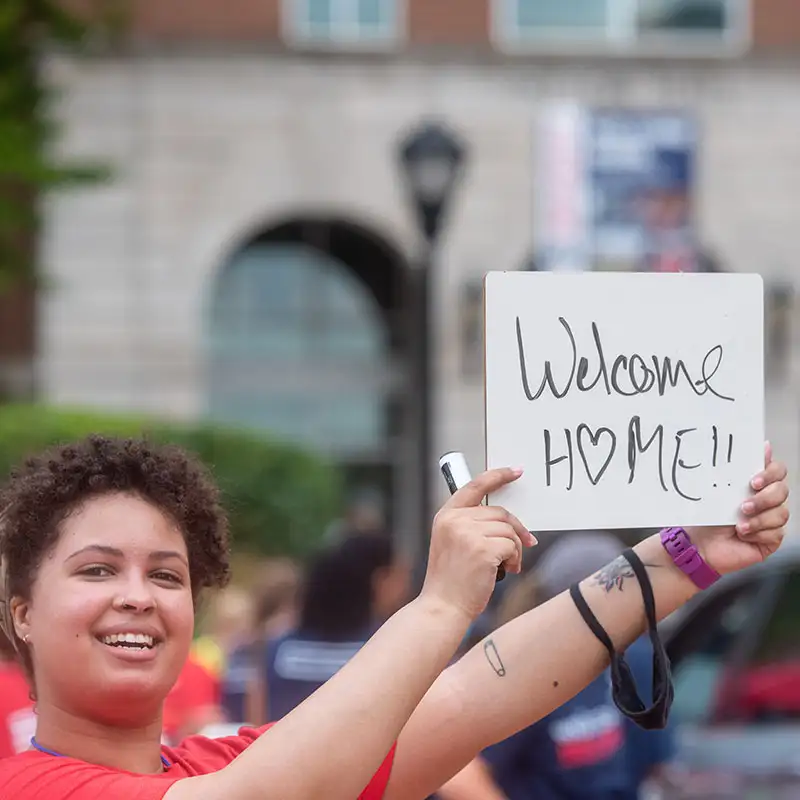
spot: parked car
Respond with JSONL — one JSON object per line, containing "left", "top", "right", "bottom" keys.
{"left": 658, "top": 539, "right": 800, "bottom": 798}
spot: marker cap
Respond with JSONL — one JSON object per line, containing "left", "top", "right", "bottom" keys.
{"left": 439, "top": 451, "right": 473, "bottom": 494}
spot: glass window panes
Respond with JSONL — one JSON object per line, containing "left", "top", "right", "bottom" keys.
{"left": 498, "top": 0, "right": 742, "bottom": 45}
{"left": 324, "top": 268, "right": 383, "bottom": 359}
{"left": 307, "top": 0, "right": 334, "bottom": 32}
{"left": 515, "top": 0, "right": 608, "bottom": 30}
{"left": 636, "top": 0, "right": 729, "bottom": 33}
{"left": 359, "top": 0, "right": 389, "bottom": 28}
{"left": 221, "top": 392, "right": 383, "bottom": 453}
{"left": 207, "top": 242, "right": 389, "bottom": 457}
{"left": 293, "top": 0, "right": 397, "bottom": 42}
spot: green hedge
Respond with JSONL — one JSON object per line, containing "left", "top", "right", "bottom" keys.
{"left": 0, "top": 405, "right": 343, "bottom": 557}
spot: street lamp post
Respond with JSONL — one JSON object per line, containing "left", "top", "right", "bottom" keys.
{"left": 397, "top": 121, "right": 466, "bottom": 563}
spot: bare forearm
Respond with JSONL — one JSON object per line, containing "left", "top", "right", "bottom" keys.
{"left": 449, "top": 533, "right": 696, "bottom": 750}
{"left": 202, "top": 596, "right": 468, "bottom": 800}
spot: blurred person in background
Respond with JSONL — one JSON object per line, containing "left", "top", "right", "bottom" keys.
{"left": 162, "top": 586, "right": 255, "bottom": 743}
{"left": 191, "top": 586, "right": 254, "bottom": 683}
{"left": 0, "top": 628, "right": 35, "bottom": 758}
{"left": 438, "top": 532, "right": 674, "bottom": 800}
{"left": 325, "top": 487, "right": 387, "bottom": 542}
{"left": 252, "top": 559, "right": 302, "bottom": 641}
{"left": 252, "top": 531, "right": 411, "bottom": 722}
{"left": 634, "top": 147, "right": 721, "bottom": 276}
{"left": 220, "top": 558, "right": 302, "bottom": 725}
{"left": 161, "top": 649, "right": 222, "bottom": 745}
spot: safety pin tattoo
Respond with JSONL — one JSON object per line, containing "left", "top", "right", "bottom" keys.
{"left": 484, "top": 639, "right": 506, "bottom": 677}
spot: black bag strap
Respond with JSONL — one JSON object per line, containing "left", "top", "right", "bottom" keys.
{"left": 568, "top": 583, "right": 615, "bottom": 657}
{"left": 622, "top": 548, "right": 658, "bottom": 631}
{"left": 569, "top": 548, "right": 658, "bottom": 655}
{"left": 569, "top": 547, "right": 674, "bottom": 731}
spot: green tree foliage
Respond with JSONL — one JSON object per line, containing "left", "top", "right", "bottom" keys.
{"left": 0, "top": 0, "right": 108, "bottom": 288}
{"left": 0, "top": 404, "right": 344, "bottom": 557}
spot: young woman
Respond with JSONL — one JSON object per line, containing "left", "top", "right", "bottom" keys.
{"left": 0, "top": 435, "right": 789, "bottom": 800}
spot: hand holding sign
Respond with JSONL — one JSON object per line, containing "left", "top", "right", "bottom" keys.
{"left": 690, "top": 442, "right": 789, "bottom": 577}
{"left": 484, "top": 272, "right": 765, "bottom": 530}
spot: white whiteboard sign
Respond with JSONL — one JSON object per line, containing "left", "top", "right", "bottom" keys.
{"left": 484, "top": 272, "right": 764, "bottom": 531}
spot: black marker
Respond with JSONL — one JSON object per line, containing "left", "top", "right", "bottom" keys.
{"left": 439, "top": 451, "right": 506, "bottom": 582}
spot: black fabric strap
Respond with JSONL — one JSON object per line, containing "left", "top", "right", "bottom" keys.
{"left": 621, "top": 547, "right": 658, "bottom": 631}
{"left": 622, "top": 548, "right": 674, "bottom": 717}
{"left": 569, "top": 583, "right": 615, "bottom": 657}
{"left": 570, "top": 548, "right": 659, "bottom": 652}
{"left": 569, "top": 546, "right": 675, "bottom": 732}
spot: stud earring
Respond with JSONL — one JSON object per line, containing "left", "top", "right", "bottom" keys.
{"left": 22, "top": 634, "right": 30, "bottom": 645}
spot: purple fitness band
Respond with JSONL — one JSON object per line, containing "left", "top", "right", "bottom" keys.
{"left": 660, "top": 527, "right": 721, "bottom": 591}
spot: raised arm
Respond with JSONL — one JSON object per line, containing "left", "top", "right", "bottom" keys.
{"left": 165, "top": 468, "right": 533, "bottom": 800}
{"left": 384, "top": 448, "right": 789, "bottom": 800}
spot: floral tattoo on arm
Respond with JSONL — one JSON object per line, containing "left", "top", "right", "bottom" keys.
{"left": 592, "top": 555, "right": 660, "bottom": 593}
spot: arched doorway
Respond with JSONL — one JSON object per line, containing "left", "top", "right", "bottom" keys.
{"left": 206, "top": 218, "right": 409, "bottom": 535}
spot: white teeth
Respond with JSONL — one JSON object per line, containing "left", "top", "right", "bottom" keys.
{"left": 100, "top": 633, "right": 155, "bottom": 648}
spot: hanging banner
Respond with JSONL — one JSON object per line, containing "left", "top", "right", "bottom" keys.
{"left": 535, "top": 104, "right": 699, "bottom": 273}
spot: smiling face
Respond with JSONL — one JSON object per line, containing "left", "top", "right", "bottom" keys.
{"left": 11, "top": 492, "right": 195, "bottom": 727}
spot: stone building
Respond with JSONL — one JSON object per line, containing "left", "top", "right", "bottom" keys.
{"left": 25, "top": 0, "right": 800, "bottom": 555}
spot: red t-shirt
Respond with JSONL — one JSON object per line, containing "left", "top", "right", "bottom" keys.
{"left": 0, "top": 662, "right": 35, "bottom": 759}
{"left": 0, "top": 724, "right": 395, "bottom": 800}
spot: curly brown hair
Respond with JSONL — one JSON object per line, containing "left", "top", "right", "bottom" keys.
{"left": 0, "top": 435, "right": 231, "bottom": 675}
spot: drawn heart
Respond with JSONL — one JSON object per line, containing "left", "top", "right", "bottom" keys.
{"left": 576, "top": 424, "right": 617, "bottom": 486}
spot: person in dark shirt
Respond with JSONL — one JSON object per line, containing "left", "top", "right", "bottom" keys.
{"left": 256, "top": 532, "right": 411, "bottom": 722}
{"left": 220, "top": 559, "right": 301, "bottom": 725}
{"left": 480, "top": 669, "right": 628, "bottom": 800}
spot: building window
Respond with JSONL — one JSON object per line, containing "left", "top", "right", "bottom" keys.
{"left": 493, "top": 0, "right": 748, "bottom": 53}
{"left": 207, "top": 242, "right": 391, "bottom": 458}
{"left": 286, "top": 0, "right": 401, "bottom": 47}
